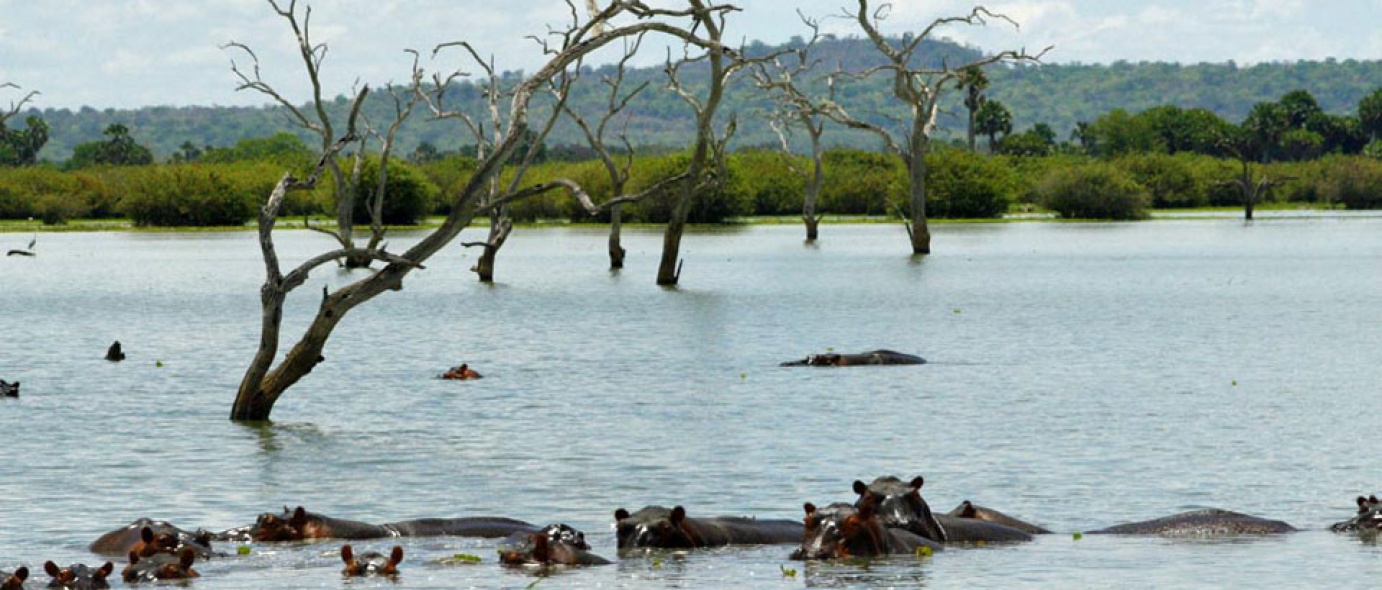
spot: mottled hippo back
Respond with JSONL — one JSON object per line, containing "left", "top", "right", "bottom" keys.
{"left": 1088, "top": 508, "right": 1297, "bottom": 536}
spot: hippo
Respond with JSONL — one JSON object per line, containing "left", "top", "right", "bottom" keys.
{"left": 42, "top": 561, "right": 114, "bottom": 590}
{"left": 613, "top": 505, "right": 804, "bottom": 550}
{"left": 852, "top": 476, "right": 1033, "bottom": 544}
{"left": 1330, "top": 495, "right": 1382, "bottom": 533}
{"left": 340, "top": 545, "right": 403, "bottom": 578}
{"left": 1086, "top": 508, "right": 1297, "bottom": 536}
{"left": 0, "top": 379, "right": 16, "bottom": 398}
{"left": 780, "top": 349, "right": 925, "bottom": 367}
{"left": 104, "top": 341, "right": 125, "bottom": 362}
{"left": 500, "top": 524, "right": 611, "bottom": 567}
{"left": 121, "top": 548, "right": 198, "bottom": 583}
{"left": 1, "top": 568, "right": 27, "bottom": 590}
{"left": 249, "top": 506, "right": 536, "bottom": 541}
{"left": 439, "top": 363, "right": 481, "bottom": 380}
{"left": 89, "top": 519, "right": 214, "bottom": 559}
{"left": 947, "top": 500, "right": 1052, "bottom": 535}
{"left": 791, "top": 502, "right": 943, "bottom": 560}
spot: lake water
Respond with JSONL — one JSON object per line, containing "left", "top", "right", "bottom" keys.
{"left": 3, "top": 217, "right": 1382, "bottom": 588}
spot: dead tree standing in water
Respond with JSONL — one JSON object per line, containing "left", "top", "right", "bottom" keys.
{"left": 825, "top": 1, "right": 1048, "bottom": 255}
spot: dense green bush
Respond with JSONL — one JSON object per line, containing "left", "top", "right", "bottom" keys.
{"left": 1317, "top": 156, "right": 1382, "bottom": 209}
{"left": 348, "top": 158, "right": 438, "bottom": 226}
{"left": 1113, "top": 152, "right": 1203, "bottom": 208}
{"left": 119, "top": 164, "right": 259, "bottom": 226}
{"left": 924, "top": 148, "right": 1017, "bottom": 218}
{"left": 819, "top": 148, "right": 903, "bottom": 215}
{"left": 1036, "top": 162, "right": 1150, "bottom": 220}
{"left": 727, "top": 149, "right": 807, "bottom": 216}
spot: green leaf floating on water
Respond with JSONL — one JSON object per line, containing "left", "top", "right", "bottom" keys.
{"left": 434, "top": 553, "right": 482, "bottom": 565}
{"left": 236, "top": 545, "right": 251, "bottom": 556}
{"left": 780, "top": 565, "right": 797, "bottom": 578}
{"left": 915, "top": 545, "right": 933, "bottom": 557}
{"left": 1073, "top": 532, "right": 1083, "bottom": 541}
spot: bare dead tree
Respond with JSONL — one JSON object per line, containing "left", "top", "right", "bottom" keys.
{"left": 824, "top": 1, "right": 1050, "bottom": 254}
{"left": 560, "top": 36, "right": 652, "bottom": 269}
{"left": 225, "top": 0, "right": 415, "bottom": 269}
{"left": 750, "top": 13, "right": 833, "bottom": 242}
{"left": 231, "top": 0, "right": 737, "bottom": 421}
{"left": 1, "top": 83, "right": 40, "bottom": 127}
{"left": 1217, "top": 132, "right": 1289, "bottom": 221}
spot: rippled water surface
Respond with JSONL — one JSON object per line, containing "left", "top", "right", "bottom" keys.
{"left": 3, "top": 218, "right": 1382, "bottom": 588}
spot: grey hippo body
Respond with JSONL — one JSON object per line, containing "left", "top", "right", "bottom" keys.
{"left": 1086, "top": 508, "right": 1297, "bottom": 536}
{"left": 781, "top": 350, "right": 925, "bottom": 367}
{"left": 613, "top": 506, "right": 803, "bottom": 550}
{"left": 854, "top": 476, "right": 1036, "bottom": 544}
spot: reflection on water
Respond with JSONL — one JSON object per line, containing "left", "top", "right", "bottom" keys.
{"left": 4, "top": 220, "right": 1382, "bottom": 587}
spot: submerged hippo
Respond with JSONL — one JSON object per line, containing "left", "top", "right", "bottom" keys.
{"left": 439, "top": 363, "right": 482, "bottom": 380}
{"left": 852, "top": 476, "right": 1034, "bottom": 544}
{"left": 1330, "top": 495, "right": 1382, "bottom": 533}
{"left": 947, "top": 500, "right": 1052, "bottom": 535}
{"left": 43, "top": 561, "right": 115, "bottom": 589}
{"left": 613, "top": 505, "right": 804, "bottom": 550}
{"left": 249, "top": 506, "right": 536, "bottom": 541}
{"left": 0, "top": 568, "right": 26, "bottom": 590}
{"left": 121, "top": 548, "right": 198, "bottom": 583}
{"left": 781, "top": 349, "right": 925, "bottom": 367}
{"left": 1086, "top": 508, "right": 1297, "bottom": 536}
{"left": 104, "top": 341, "right": 125, "bottom": 362}
{"left": 89, "top": 519, "right": 215, "bottom": 559}
{"left": 0, "top": 379, "right": 17, "bottom": 398}
{"left": 340, "top": 545, "right": 403, "bottom": 578}
{"left": 792, "top": 502, "right": 942, "bottom": 560}
{"left": 500, "top": 524, "right": 611, "bottom": 567}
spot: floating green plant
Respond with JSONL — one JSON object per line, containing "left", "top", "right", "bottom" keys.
{"left": 236, "top": 545, "right": 251, "bottom": 556}
{"left": 1072, "top": 532, "right": 1083, "bottom": 541}
{"left": 915, "top": 545, "right": 933, "bottom": 557}
{"left": 780, "top": 564, "right": 797, "bottom": 578}
{"left": 435, "top": 553, "right": 482, "bottom": 565}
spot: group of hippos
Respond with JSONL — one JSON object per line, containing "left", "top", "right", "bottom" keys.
{"left": 5, "top": 475, "right": 1382, "bottom": 588}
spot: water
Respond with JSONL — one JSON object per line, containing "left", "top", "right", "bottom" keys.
{"left": 3, "top": 218, "right": 1382, "bottom": 588}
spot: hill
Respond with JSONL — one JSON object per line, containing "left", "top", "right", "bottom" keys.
{"left": 16, "top": 36, "right": 1382, "bottom": 162}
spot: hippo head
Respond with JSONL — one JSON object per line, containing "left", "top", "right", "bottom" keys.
{"left": 251, "top": 506, "right": 310, "bottom": 542}
{"left": 44, "top": 561, "right": 114, "bottom": 589}
{"left": 1331, "top": 494, "right": 1382, "bottom": 533}
{"left": 792, "top": 502, "right": 888, "bottom": 560}
{"left": 613, "top": 506, "right": 701, "bottom": 549}
{"left": 341, "top": 545, "right": 403, "bottom": 577}
{"left": 0, "top": 380, "right": 17, "bottom": 398}
{"left": 122, "top": 547, "right": 199, "bottom": 583}
{"left": 853, "top": 475, "right": 947, "bottom": 543}
{"left": 1, "top": 567, "right": 27, "bottom": 590}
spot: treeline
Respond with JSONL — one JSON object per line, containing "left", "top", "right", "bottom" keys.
{"left": 12, "top": 36, "right": 1382, "bottom": 162}
{"left": 5, "top": 139, "right": 1382, "bottom": 228}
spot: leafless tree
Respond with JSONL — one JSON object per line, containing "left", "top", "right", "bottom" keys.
{"left": 1, "top": 83, "right": 40, "bottom": 127}
{"left": 824, "top": 1, "right": 1049, "bottom": 254}
{"left": 750, "top": 14, "right": 833, "bottom": 242}
{"left": 226, "top": 0, "right": 417, "bottom": 269}
{"left": 231, "top": 0, "right": 736, "bottom": 421}
{"left": 560, "top": 36, "right": 651, "bottom": 269}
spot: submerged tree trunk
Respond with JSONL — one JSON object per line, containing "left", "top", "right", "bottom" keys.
{"left": 608, "top": 204, "right": 627, "bottom": 269}
{"left": 908, "top": 121, "right": 932, "bottom": 255}
{"left": 803, "top": 145, "right": 823, "bottom": 242}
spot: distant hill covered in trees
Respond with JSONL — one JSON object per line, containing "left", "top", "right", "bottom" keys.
{"left": 19, "top": 35, "right": 1382, "bottom": 162}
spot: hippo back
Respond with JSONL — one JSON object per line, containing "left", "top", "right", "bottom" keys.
{"left": 947, "top": 500, "right": 1052, "bottom": 535}
{"left": 853, "top": 476, "right": 948, "bottom": 543}
{"left": 89, "top": 519, "right": 214, "bottom": 559}
{"left": 614, "top": 506, "right": 802, "bottom": 549}
{"left": 1087, "top": 508, "right": 1297, "bottom": 536}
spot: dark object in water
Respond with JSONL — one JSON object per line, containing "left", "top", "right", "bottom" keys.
{"left": 341, "top": 545, "right": 403, "bottom": 577}
{"left": 440, "top": 363, "right": 482, "bottom": 380}
{"left": 780, "top": 349, "right": 926, "bottom": 367}
{"left": 105, "top": 341, "right": 125, "bottom": 362}
{"left": 0, "top": 379, "right": 17, "bottom": 398}
{"left": 7, "top": 235, "right": 36, "bottom": 257}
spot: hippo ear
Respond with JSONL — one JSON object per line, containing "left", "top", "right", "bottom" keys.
{"left": 97, "top": 562, "right": 115, "bottom": 579}
{"left": 292, "top": 506, "right": 308, "bottom": 526}
{"left": 12, "top": 566, "right": 26, "bottom": 581}
{"left": 614, "top": 508, "right": 630, "bottom": 521}
{"left": 44, "top": 561, "right": 60, "bottom": 577}
{"left": 389, "top": 546, "right": 404, "bottom": 566}
{"left": 957, "top": 500, "right": 978, "bottom": 518}
{"left": 178, "top": 547, "right": 196, "bottom": 568}
{"left": 1359, "top": 496, "right": 1369, "bottom": 509}
{"left": 340, "top": 544, "right": 354, "bottom": 565}
{"left": 852, "top": 480, "right": 868, "bottom": 495}
{"left": 803, "top": 503, "right": 817, "bottom": 516}
{"left": 909, "top": 476, "right": 925, "bottom": 490}
{"left": 670, "top": 506, "right": 687, "bottom": 524}
{"left": 141, "top": 526, "right": 155, "bottom": 543}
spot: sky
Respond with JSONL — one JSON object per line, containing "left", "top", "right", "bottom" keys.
{"left": 3, "top": 0, "right": 1381, "bottom": 111}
